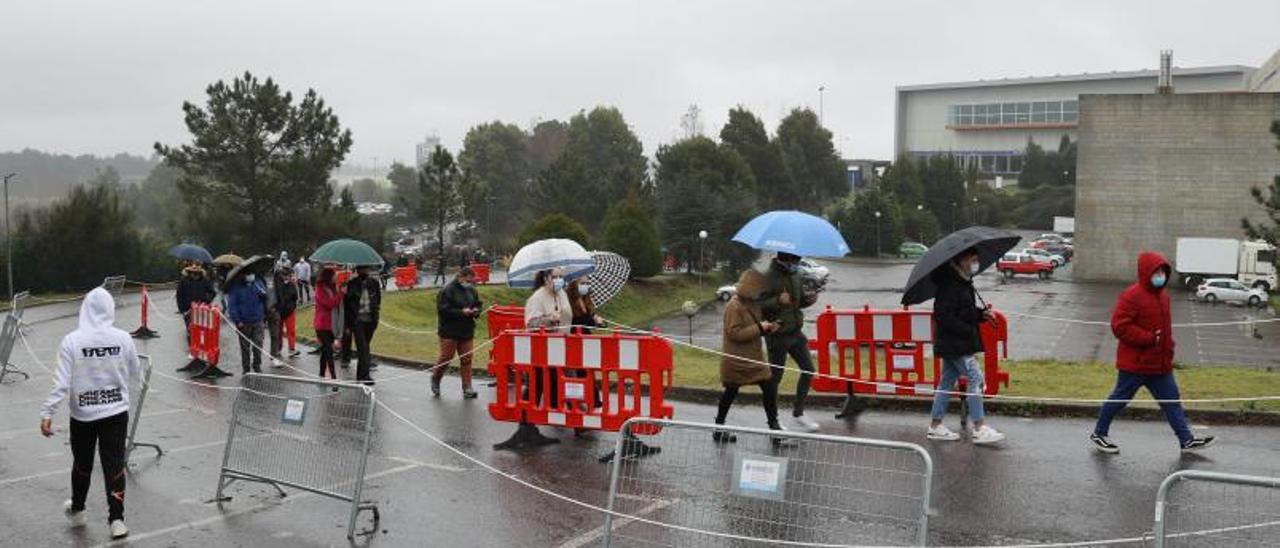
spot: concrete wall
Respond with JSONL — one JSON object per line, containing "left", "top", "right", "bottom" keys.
{"left": 896, "top": 71, "right": 1251, "bottom": 155}
{"left": 1074, "top": 93, "right": 1280, "bottom": 281}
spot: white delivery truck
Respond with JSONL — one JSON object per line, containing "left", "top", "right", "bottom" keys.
{"left": 1053, "top": 216, "right": 1075, "bottom": 236}
{"left": 1174, "top": 237, "right": 1277, "bottom": 291}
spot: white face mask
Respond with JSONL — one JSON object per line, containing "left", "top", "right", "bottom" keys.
{"left": 245, "top": 273, "right": 256, "bottom": 283}
{"left": 968, "top": 261, "right": 981, "bottom": 276}
{"left": 579, "top": 284, "right": 591, "bottom": 295}
{"left": 552, "top": 278, "right": 565, "bottom": 292}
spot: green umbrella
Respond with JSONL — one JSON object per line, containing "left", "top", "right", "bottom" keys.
{"left": 309, "top": 239, "right": 384, "bottom": 267}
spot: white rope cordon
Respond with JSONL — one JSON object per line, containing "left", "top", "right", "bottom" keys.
{"left": 595, "top": 317, "right": 1280, "bottom": 406}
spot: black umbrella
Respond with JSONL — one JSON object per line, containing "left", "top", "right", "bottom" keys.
{"left": 901, "top": 226, "right": 1021, "bottom": 306}
{"left": 222, "top": 254, "right": 276, "bottom": 291}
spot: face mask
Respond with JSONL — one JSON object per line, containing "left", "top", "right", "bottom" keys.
{"left": 1150, "top": 273, "right": 1167, "bottom": 289}
{"left": 969, "top": 261, "right": 981, "bottom": 276}
{"left": 552, "top": 278, "right": 565, "bottom": 291}
{"left": 460, "top": 281, "right": 473, "bottom": 289}
{"left": 579, "top": 284, "right": 591, "bottom": 295}
{"left": 245, "top": 273, "right": 256, "bottom": 283}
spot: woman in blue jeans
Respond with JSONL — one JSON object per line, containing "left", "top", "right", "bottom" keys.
{"left": 1090, "top": 251, "right": 1214, "bottom": 453}
{"left": 926, "top": 248, "right": 1005, "bottom": 445}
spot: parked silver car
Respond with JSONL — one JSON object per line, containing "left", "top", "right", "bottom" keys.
{"left": 1196, "top": 278, "right": 1269, "bottom": 307}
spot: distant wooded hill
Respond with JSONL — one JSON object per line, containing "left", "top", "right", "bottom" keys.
{"left": 0, "top": 149, "right": 157, "bottom": 201}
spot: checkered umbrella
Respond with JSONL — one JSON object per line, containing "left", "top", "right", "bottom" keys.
{"left": 588, "top": 251, "right": 630, "bottom": 307}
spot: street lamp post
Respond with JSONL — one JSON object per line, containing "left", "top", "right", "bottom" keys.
{"left": 972, "top": 196, "right": 979, "bottom": 226}
{"left": 916, "top": 204, "right": 924, "bottom": 243}
{"left": 818, "top": 85, "right": 825, "bottom": 125}
{"left": 697, "top": 230, "right": 708, "bottom": 291}
{"left": 3, "top": 173, "right": 14, "bottom": 302}
{"left": 874, "top": 210, "right": 882, "bottom": 258}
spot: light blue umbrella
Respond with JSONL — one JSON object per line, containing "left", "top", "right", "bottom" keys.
{"left": 732, "top": 210, "right": 851, "bottom": 257}
{"left": 507, "top": 239, "right": 596, "bottom": 289}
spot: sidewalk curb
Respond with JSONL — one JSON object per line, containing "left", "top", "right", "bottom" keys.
{"left": 331, "top": 340, "right": 1280, "bottom": 427}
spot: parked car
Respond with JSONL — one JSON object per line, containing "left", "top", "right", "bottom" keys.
{"left": 798, "top": 259, "right": 830, "bottom": 283}
{"left": 717, "top": 284, "right": 736, "bottom": 301}
{"left": 1038, "top": 233, "right": 1066, "bottom": 243}
{"left": 1196, "top": 278, "right": 1269, "bottom": 307}
{"left": 716, "top": 260, "right": 829, "bottom": 301}
{"left": 1032, "top": 239, "right": 1074, "bottom": 261}
{"left": 898, "top": 242, "right": 928, "bottom": 259}
{"left": 998, "top": 252, "right": 1055, "bottom": 280}
{"left": 1023, "top": 248, "right": 1065, "bottom": 268}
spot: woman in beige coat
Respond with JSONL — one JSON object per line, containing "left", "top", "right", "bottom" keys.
{"left": 713, "top": 269, "right": 782, "bottom": 443}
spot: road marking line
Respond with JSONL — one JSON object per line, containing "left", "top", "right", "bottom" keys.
{"left": 0, "top": 436, "right": 251, "bottom": 487}
{"left": 91, "top": 462, "right": 424, "bottom": 547}
{"left": 385, "top": 455, "right": 470, "bottom": 473}
{"left": 554, "top": 497, "right": 676, "bottom": 548}
{"left": 0, "top": 409, "right": 187, "bottom": 438}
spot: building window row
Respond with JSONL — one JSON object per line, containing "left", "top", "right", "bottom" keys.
{"left": 911, "top": 152, "right": 1023, "bottom": 175}
{"left": 947, "top": 100, "right": 1078, "bottom": 126}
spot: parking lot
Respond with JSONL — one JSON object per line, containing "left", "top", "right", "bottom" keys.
{"left": 658, "top": 244, "right": 1280, "bottom": 369}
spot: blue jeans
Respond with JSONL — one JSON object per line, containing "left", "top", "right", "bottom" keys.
{"left": 1094, "top": 371, "right": 1193, "bottom": 445}
{"left": 929, "top": 355, "right": 985, "bottom": 422}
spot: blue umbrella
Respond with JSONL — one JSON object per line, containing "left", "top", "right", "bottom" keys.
{"left": 731, "top": 210, "right": 851, "bottom": 258}
{"left": 168, "top": 243, "right": 213, "bottom": 263}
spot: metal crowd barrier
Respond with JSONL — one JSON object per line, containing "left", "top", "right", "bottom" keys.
{"left": 0, "top": 290, "right": 30, "bottom": 383}
{"left": 215, "top": 373, "right": 380, "bottom": 539}
{"left": 126, "top": 354, "right": 163, "bottom": 460}
{"left": 1153, "top": 469, "right": 1280, "bottom": 547}
{"left": 101, "top": 275, "right": 127, "bottom": 301}
{"left": 603, "top": 418, "right": 934, "bottom": 547}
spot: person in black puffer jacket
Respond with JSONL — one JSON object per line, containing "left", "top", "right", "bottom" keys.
{"left": 343, "top": 266, "right": 382, "bottom": 385}
{"left": 927, "top": 248, "right": 1005, "bottom": 445}
{"left": 272, "top": 267, "right": 300, "bottom": 358}
{"left": 175, "top": 264, "right": 215, "bottom": 344}
{"left": 431, "top": 267, "right": 482, "bottom": 399}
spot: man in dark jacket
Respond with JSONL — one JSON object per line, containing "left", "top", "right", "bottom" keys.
{"left": 927, "top": 248, "right": 1005, "bottom": 445}
{"left": 759, "top": 252, "right": 820, "bottom": 433}
{"left": 175, "top": 264, "right": 215, "bottom": 344}
{"left": 343, "top": 266, "right": 382, "bottom": 385}
{"left": 226, "top": 273, "right": 268, "bottom": 374}
{"left": 271, "top": 268, "right": 300, "bottom": 359}
{"left": 1090, "top": 251, "right": 1215, "bottom": 453}
{"left": 431, "top": 267, "right": 482, "bottom": 398}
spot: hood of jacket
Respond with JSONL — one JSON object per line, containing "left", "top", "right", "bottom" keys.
{"left": 1136, "top": 251, "right": 1171, "bottom": 291}
{"left": 735, "top": 269, "right": 768, "bottom": 300}
{"left": 78, "top": 287, "right": 116, "bottom": 331}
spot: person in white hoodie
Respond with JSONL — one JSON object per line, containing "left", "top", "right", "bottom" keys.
{"left": 39, "top": 287, "right": 139, "bottom": 540}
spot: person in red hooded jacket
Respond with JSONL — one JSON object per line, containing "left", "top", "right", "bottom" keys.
{"left": 1090, "top": 251, "right": 1215, "bottom": 453}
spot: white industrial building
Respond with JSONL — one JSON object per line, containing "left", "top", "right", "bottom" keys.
{"left": 893, "top": 49, "right": 1280, "bottom": 180}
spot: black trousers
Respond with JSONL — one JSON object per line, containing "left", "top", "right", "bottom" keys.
{"left": 316, "top": 329, "right": 336, "bottom": 379}
{"left": 70, "top": 411, "right": 129, "bottom": 522}
{"left": 767, "top": 332, "right": 815, "bottom": 417}
{"left": 352, "top": 320, "right": 377, "bottom": 381}
{"left": 715, "top": 381, "right": 780, "bottom": 429}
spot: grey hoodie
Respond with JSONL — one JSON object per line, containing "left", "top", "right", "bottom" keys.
{"left": 40, "top": 288, "right": 141, "bottom": 422}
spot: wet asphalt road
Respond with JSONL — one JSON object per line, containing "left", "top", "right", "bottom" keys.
{"left": 2, "top": 288, "right": 1279, "bottom": 547}
{"left": 655, "top": 238, "right": 1280, "bottom": 370}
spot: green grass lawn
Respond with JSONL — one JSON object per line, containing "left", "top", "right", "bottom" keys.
{"left": 299, "top": 276, "right": 1280, "bottom": 414}
{"left": 296, "top": 274, "right": 717, "bottom": 365}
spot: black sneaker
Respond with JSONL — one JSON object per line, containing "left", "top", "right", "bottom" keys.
{"left": 430, "top": 375, "right": 442, "bottom": 397}
{"left": 1090, "top": 433, "right": 1120, "bottom": 454}
{"left": 712, "top": 430, "right": 737, "bottom": 444}
{"left": 1181, "top": 436, "right": 1216, "bottom": 452}
{"left": 462, "top": 389, "right": 478, "bottom": 400}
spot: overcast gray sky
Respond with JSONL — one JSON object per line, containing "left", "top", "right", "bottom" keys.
{"left": 3, "top": 0, "right": 1278, "bottom": 168}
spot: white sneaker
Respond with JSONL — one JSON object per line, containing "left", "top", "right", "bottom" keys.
{"left": 927, "top": 424, "right": 961, "bottom": 441}
{"left": 63, "top": 500, "right": 86, "bottom": 527}
{"left": 110, "top": 519, "right": 129, "bottom": 539}
{"left": 790, "top": 415, "right": 820, "bottom": 433}
{"left": 972, "top": 425, "right": 1006, "bottom": 445}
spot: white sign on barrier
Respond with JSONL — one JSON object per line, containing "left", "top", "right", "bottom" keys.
{"left": 733, "top": 453, "right": 788, "bottom": 501}
{"left": 892, "top": 354, "right": 916, "bottom": 371}
{"left": 564, "top": 381, "right": 586, "bottom": 401}
{"left": 282, "top": 399, "right": 307, "bottom": 425}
